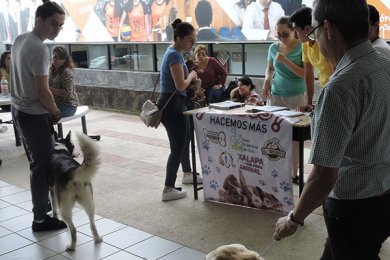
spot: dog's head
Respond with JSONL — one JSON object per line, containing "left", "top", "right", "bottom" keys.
{"left": 206, "top": 244, "right": 264, "bottom": 260}
{"left": 54, "top": 131, "right": 75, "bottom": 157}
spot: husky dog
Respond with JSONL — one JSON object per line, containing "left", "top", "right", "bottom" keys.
{"left": 206, "top": 244, "right": 264, "bottom": 260}
{"left": 48, "top": 131, "right": 102, "bottom": 251}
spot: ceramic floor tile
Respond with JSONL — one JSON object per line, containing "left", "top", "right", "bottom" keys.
{"left": 1, "top": 190, "right": 31, "bottom": 204}
{"left": 0, "top": 199, "right": 10, "bottom": 209}
{"left": 0, "top": 205, "right": 29, "bottom": 222}
{"left": 15, "top": 200, "right": 33, "bottom": 211}
{"left": 0, "top": 212, "right": 33, "bottom": 232}
{"left": 103, "top": 250, "right": 144, "bottom": 259}
{"left": 77, "top": 218, "right": 126, "bottom": 237}
{"left": 125, "top": 236, "right": 182, "bottom": 260}
{"left": 0, "top": 185, "right": 25, "bottom": 197}
{"left": 158, "top": 247, "right": 206, "bottom": 260}
{"left": 0, "top": 233, "right": 33, "bottom": 255}
{"left": 0, "top": 243, "right": 57, "bottom": 259}
{"left": 38, "top": 230, "right": 93, "bottom": 253}
{"left": 0, "top": 180, "right": 10, "bottom": 188}
{"left": 0, "top": 225, "right": 12, "bottom": 237}
{"left": 69, "top": 210, "right": 103, "bottom": 228}
{"left": 46, "top": 254, "right": 72, "bottom": 260}
{"left": 17, "top": 226, "right": 68, "bottom": 242}
{"left": 61, "top": 240, "right": 120, "bottom": 260}
{"left": 103, "top": 226, "right": 153, "bottom": 249}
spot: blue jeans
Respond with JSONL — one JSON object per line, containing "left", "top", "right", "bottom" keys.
{"left": 206, "top": 86, "right": 225, "bottom": 104}
{"left": 320, "top": 193, "right": 390, "bottom": 260}
{"left": 12, "top": 107, "right": 55, "bottom": 221}
{"left": 57, "top": 104, "right": 77, "bottom": 117}
{"left": 158, "top": 93, "right": 191, "bottom": 187}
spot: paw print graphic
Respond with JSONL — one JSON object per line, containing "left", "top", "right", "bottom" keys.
{"left": 283, "top": 196, "right": 294, "bottom": 206}
{"left": 202, "top": 165, "right": 211, "bottom": 176}
{"left": 279, "top": 181, "right": 290, "bottom": 192}
{"left": 272, "top": 186, "right": 279, "bottom": 193}
{"left": 209, "top": 180, "right": 219, "bottom": 190}
{"left": 216, "top": 166, "right": 222, "bottom": 173}
{"left": 259, "top": 180, "right": 266, "bottom": 186}
{"left": 271, "top": 169, "right": 278, "bottom": 178}
{"left": 202, "top": 141, "right": 210, "bottom": 151}
{"left": 208, "top": 156, "right": 213, "bottom": 163}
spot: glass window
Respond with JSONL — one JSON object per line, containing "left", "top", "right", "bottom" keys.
{"left": 88, "top": 45, "right": 108, "bottom": 69}
{"left": 129, "top": 44, "right": 154, "bottom": 71}
{"left": 212, "top": 44, "right": 242, "bottom": 75}
{"left": 245, "top": 43, "right": 271, "bottom": 76}
{"left": 156, "top": 44, "right": 170, "bottom": 71}
{"left": 70, "top": 45, "right": 88, "bottom": 68}
{"left": 110, "top": 44, "right": 130, "bottom": 70}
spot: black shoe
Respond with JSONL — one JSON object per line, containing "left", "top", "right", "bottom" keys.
{"left": 292, "top": 176, "right": 299, "bottom": 184}
{"left": 32, "top": 215, "right": 67, "bottom": 232}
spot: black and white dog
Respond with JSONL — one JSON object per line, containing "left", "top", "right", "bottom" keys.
{"left": 49, "top": 131, "right": 102, "bottom": 251}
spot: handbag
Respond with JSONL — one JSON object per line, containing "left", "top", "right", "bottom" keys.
{"left": 140, "top": 73, "right": 177, "bottom": 128}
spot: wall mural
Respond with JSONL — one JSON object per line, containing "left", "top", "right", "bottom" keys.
{"left": 0, "top": 0, "right": 389, "bottom": 43}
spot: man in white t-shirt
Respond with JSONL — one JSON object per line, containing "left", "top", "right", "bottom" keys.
{"left": 242, "top": 0, "right": 285, "bottom": 39}
{"left": 11, "top": 1, "right": 66, "bottom": 232}
{"left": 368, "top": 4, "right": 390, "bottom": 59}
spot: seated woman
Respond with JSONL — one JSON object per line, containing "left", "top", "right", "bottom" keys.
{"left": 193, "top": 45, "right": 227, "bottom": 104}
{"left": 230, "top": 76, "right": 264, "bottom": 106}
{"left": 49, "top": 46, "right": 79, "bottom": 117}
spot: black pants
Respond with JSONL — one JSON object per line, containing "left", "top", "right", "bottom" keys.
{"left": 320, "top": 192, "right": 390, "bottom": 260}
{"left": 158, "top": 94, "right": 191, "bottom": 187}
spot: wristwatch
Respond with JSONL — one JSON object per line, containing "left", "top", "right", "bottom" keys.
{"left": 287, "top": 210, "right": 303, "bottom": 227}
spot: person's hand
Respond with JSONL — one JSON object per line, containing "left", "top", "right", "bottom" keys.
{"left": 212, "top": 84, "right": 223, "bottom": 90}
{"left": 189, "top": 70, "right": 198, "bottom": 81}
{"left": 51, "top": 110, "right": 61, "bottom": 125}
{"left": 297, "top": 104, "right": 314, "bottom": 112}
{"left": 273, "top": 216, "right": 299, "bottom": 241}
{"left": 275, "top": 52, "right": 287, "bottom": 63}
{"left": 262, "top": 88, "right": 270, "bottom": 100}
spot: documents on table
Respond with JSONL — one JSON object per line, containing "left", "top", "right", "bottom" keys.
{"left": 245, "top": 105, "right": 288, "bottom": 112}
{"left": 208, "top": 100, "right": 245, "bottom": 110}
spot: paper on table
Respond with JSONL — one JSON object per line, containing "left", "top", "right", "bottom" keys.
{"left": 246, "top": 105, "right": 288, "bottom": 112}
{"left": 274, "top": 110, "right": 304, "bottom": 117}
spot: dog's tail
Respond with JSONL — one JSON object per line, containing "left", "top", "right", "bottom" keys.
{"left": 74, "top": 132, "right": 100, "bottom": 182}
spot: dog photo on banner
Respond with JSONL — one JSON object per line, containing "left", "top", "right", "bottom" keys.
{"left": 193, "top": 112, "right": 294, "bottom": 213}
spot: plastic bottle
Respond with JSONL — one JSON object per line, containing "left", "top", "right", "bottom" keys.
{"left": 1, "top": 77, "right": 9, "bottom": 97}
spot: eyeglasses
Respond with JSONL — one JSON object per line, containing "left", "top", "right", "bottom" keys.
{"left": 276, "top": 32, "right": 291, "bottom": 39}
{"left": 306, "top": 21, "right": 324, "bottom": 41}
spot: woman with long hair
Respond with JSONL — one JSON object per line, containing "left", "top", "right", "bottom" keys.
{"left": 49, "top": 46, "right": 79, "bottom": 117}
{"left": 157, "top": 18, "right": 198, "bottom": 201}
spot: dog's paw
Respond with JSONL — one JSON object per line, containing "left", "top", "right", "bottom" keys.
{"left": 94, "top": 236, "right": 103, "bottom": 243}
{"left": 65, "top": 244, "right": 76, "bottom": 251}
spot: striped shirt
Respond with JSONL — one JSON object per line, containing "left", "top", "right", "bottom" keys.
{"left": 309, "top": 41, "right": 390, "bottom": 200}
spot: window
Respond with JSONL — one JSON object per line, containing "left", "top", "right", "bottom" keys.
{"left": 213, "top": 44, "right": 243, "bottom": 75}
{"left": 88, "top": 45, "right": 108, "bottom": 69}
{"left": 110, "top": 44, "right": 130, "bottom": 70}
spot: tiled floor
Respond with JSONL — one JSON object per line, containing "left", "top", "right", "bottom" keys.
{"left": 0, "top": 180, "right": 205, "bottom": 259}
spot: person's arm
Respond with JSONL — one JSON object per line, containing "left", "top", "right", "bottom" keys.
{"left": 170, "top": 63, "right": 197, "bottom": 91}
{"left": 274, "top": 165, "right": 338, "bottom": 240}
{"left": 275, "top": 52, "right": 304, "bottom": 78}
{"left": 262, "top": 61, "right": 274, "bottom": 99}
{"left": 213, "top": 58, "right": 228, "bottom": 86}
{"left": 304, "top": 62, "right": 314, "bottom": 105}
{"left": 50, "top": 69, "right": 74, "bottom": 99}
{"left": 35, "top": 75, "right": 59, "bottom": 117}
{"left": 118, "top": 11, "right": 127, "bottom": 41}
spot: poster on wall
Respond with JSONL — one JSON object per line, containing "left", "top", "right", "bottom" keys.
{"left": 0, "top": 0, "right": 389, "bottom": 44}
{"left": 193, "top": 112, "right": 294, "bottom": 213}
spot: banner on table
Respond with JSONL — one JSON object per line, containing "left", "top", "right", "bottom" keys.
{"left": 193, "top": 112, "right": 294, "bottom": 213}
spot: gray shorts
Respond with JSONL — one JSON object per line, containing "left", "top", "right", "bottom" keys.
{"left": 270, "top": 93, "right": 305, "bottom": 109}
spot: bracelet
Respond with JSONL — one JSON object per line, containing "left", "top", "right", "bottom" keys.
{"left": 287, "top": 210, "right": 303, "bottom": 226}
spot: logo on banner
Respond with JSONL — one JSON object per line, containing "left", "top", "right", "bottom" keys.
{"left": 219, "top": 151, "right": 236, "bottom": 168}
{"left": 203, "top": 128, "right": 226, "bottom": 147}
{"left": 261, "top": 138, "right": 286, "bottom": 161}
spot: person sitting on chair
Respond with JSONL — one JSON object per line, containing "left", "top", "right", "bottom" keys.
{"left": 230, "top": 75, "right": 264, "bottom": 106}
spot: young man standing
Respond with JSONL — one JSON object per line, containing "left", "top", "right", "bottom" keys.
{"left": 11, "top": 1, "right": 66, "bottom": 231}
{"left": 289, "top": 6, "right": 333, "bottom": 111}
{"left": 274, "top": 0, "right": 390, "bottom": 258}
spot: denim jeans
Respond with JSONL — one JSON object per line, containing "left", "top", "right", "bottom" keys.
{"left": 320, "top": 193, "right": 390, "bottom": 260}
{"left": 12, "top": 107, "right": 55, "bottom": 221}
{"left": 158, "top": 93, "right": 191, "bottom": 187}
{"left": 206, "top": 86, "right": 225, "bottom": 104}
{"left": 57, "top": 104, "right": 77, "bottom": 117}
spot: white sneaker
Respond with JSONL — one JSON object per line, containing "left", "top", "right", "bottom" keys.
{"left": 162, "top": 187, "right": 187, "bottom": 201}
{"left": 182, "top": 172, "right": 203, "bottom": 184}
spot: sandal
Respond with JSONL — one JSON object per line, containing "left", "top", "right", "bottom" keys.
{"left": 292, "top": 176, "right": 299, "bottom": 184}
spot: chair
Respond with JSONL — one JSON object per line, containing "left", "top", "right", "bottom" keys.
{"left": 232, "top": 27, "right": 244, "bottom": 40}
{"left": 219, "top": 27, "right": 232, "bottom": 39}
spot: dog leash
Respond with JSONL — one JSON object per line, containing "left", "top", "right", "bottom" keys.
{"left": 259, "top": 239, "right": 277, "bottom": 257}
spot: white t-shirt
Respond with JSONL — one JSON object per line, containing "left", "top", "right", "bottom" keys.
{"left": 372, "top": 38, "right": 390, "bottom": 60}
{"left": 11, "top": 32, "right": 51, "bottom": 114}
{"left": 242, "top": 1, "right": 285, "bottom": 31}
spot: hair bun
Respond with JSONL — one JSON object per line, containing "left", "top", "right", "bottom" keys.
{"left": 171, "top": 18, "right": 182, "bottom": 30}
